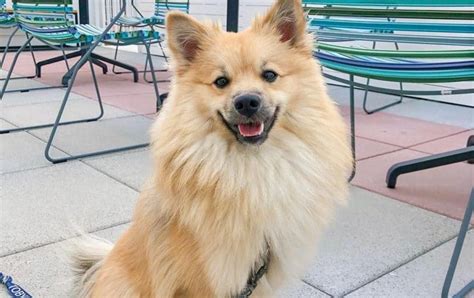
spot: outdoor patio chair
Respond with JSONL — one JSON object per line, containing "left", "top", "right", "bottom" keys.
{"left": 303, "top": 0, "right": 474, "bottom": 182}
{"left": 0, "top": 0, "right": 37, "bottom": 82}
{"left": 0, "top": 0, "right": 17, "bottom": 68}
{"left": 305, "top": 0, "right": 474, "bottom": 115}
{"left": 0, "top": 0, "right": 160, "bottom": 98}
{"left": 110, "top": 0, "right": 190, "bottom": 82}
{"left": 1, "top": 0, "right": 162, "bottom": 163}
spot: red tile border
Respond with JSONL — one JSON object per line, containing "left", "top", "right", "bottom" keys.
{"left": 411, "top": 130, "right": 473, "bottom": 155}
{"left": 352, "top": 149, "right": 473, "bottom": 223}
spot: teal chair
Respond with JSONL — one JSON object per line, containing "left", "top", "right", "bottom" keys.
{"left": 2, "top": 0, "right": 162, "bottom": 163}
{"left": 0, "top": 0, "right": 36, "bottom": 80}
{"left": 303, "top": 0, "right": 474, "bottom": 181}
{"left": 111, "top": 0, "right": 190, "bottom": 81}
{"left": 1, "top": 0, "right": 161, "bottom": 104}
{"left": 305, "top": 4, "right": 473, "bottom": 296}
{"left": 0, "top": 0, "right": 16, "bottom": 67}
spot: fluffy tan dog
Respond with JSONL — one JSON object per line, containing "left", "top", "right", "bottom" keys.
{"left": 70, "top": 0, "right": 352, "bottom": 296}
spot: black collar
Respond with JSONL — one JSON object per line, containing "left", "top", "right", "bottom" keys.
{"left": 236, "top": 244, "right": 271, "bottom": 297}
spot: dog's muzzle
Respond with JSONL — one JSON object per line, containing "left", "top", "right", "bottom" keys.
{"left": 219, "top": 93, "right": 278, "bottom": 145}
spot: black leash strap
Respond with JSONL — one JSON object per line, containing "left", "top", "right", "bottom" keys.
{"left": 236, "top": 245, "right": 271, "bottom": 298}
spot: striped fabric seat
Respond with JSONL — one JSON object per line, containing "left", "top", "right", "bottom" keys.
{"left": 0, "top": 0, "right": 15, "bottom": 28}
{"left": 154, "top": 1, "right": 189, "bottom": 21}
{"left": 303, "top": 0, "right": 474, "bottom": 85}
{"left": 310, "top": 18, "right": 474, "bottom": 34}
{"left": 317, "top": 51, "right": 474, "bottom": 70}
{"left": 13, "top": 0, "right": 161, "bottom": 45}
{"left": 303, "top": 0, "right": 474, "bottom": 197}
{"left": 303, "top": 0, "right": 473, "bottom": 6}
{"left": 116, "top": 0, "right": 189, "bottom": 28}
{"left": 315, "top": 52, "right": 474, "bottom": 83}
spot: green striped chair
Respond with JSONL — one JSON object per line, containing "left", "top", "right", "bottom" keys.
{"left": 303, "top": 0, "right": 473, "bottom": 176}
{"left": 0, "top": 0, "right": 16, "bottom": 67}
{"left": 1, "top": 0, "right": 161, "bottom": 163}
{"left": 0, "top": 0, "right": 37, "bottom": 78}
{"left": 1, "top": 0, "right": 161, "bottom": 102}
{"left": 304, "top": 0, "right": 474, "bottom": 114}
{"left": 117, "top": 0, "right": 190, "bottom": 27}
{"left": 304, "top": 3, "right": 473, "bottom": 295}
{"left": 306, "top": 0, "right": 474, "bottom": 185}
{"left": 111, "top": 0, "right": 190, "bottom": 79}
{"left": 1, "top": 0, "right": 163, "bottom": 98}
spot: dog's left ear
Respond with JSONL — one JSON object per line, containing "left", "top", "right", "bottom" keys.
{"left": 166, "top": 12, "right": 211, "bottom": 69}
{"left": 258, "top": 0, "right": 309, "bottom": 49}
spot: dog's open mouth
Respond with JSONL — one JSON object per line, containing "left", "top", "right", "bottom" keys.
{"left": 219, "top": 107, "right": 279, "bottom": 145}
{"left": 238, "top": 122, "right": 264, "bottom": 138}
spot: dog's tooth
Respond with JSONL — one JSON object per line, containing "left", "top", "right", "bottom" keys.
{"left": 258, "top": 123, "right": 264, "bottom": 135}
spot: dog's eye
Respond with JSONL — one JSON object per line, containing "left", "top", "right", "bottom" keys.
{"left": 214, "top": 77, "right": 230, "bottom": 88}
{"left": 262, "top": 70, "right": 278, "bottom": 83}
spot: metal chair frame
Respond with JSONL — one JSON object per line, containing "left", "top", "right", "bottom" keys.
{"left": 29, "top": 1, "right": 140, "bottom": 87}
{"left": 43, "top": 0, "right": 160, "bottom": 163}
{"left": 1, "top": 26, "right": 38, "bottom": 83}
{"left": 0, "top": 36, "right": 106, "bottom": 134}
{"left": 306, "top": 1, "right": 474, "bottom": 187}
{"left": 0, "top": 0, "right": 41, "bottom": 92}
{"left": 2, "top": 0, "right": 161, "bottom": 163}
{"left": 110, "top": 0, "right": 190, "bottom": 83}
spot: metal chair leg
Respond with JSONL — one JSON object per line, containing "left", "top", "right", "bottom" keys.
{"left": 158, "top": 40, "right": 169, "bottom": 65}
{"left": 109, "top": 39, "right": 170, "bottom": 84}
{"left": 36, "top": 49, "right": 81, "bottom": 78}
{"left": 0, "top": 37, "right": 33, "bottom": 99}
{"left": 90, "top": 58, "right": 108, "bottom": 75}
{"left": 362, "top": 41, "right": 403, "bottom": 114}
{"left": 1, "top": 29, "right": 38, "bottom": 82}
{"left": 386, "top": 146, "right": 474, "bottom": 188}
{"left": 467, "top": 135, "right": 474, "bottom": 164}
{"left": 143, "top": 41, "right": 161, "bottom": 110}
{"left": 442, "top": 188, "right": 474, "bottom": 298}
{"left": 1, "top": 35, "right": 64, "bottom": 96}
{"left": 40, "top": 0, "right": 148, "bottom": 163}
{"left": 44, "top": 57, "right": 148, "bottom": 164}
{"left": 0, "top": 112, "right": 105, "bottom": 135}
{"left": 91, "top": 52, "right": 135, "bottom": 80}
{"left": 362, "top": 78, "right": 403, "bottom": 114}
{"left": 143, "top": 41, "right": 170, "bottom": 84}
{"left": 111, "top": 24, "right": 124, "bottom": 75}
{"left": 0, "top": 27, "right": 19, "bottom": 69}
{"left": 348, "top": 74, "right": 356, "bottom": 182}
{"left": 0, "top": 55, "right": 104, "bottom": 134}
{"left": 143, "top": 53, "right": 151, "bottom": 82}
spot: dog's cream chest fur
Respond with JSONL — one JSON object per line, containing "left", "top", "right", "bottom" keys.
{"left": 152, "top": 124, "right": 348, "bottom": 296}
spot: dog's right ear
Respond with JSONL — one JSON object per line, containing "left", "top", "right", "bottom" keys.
{"left": 166, "top": 12, "right": 209, "bottom": 66}
{"left": 254, "top": 0, "right": 311, "bottom": 52}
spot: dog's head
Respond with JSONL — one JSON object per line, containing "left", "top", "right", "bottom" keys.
{"left": 165, "top": 0, "right": 315, "bottom": 145}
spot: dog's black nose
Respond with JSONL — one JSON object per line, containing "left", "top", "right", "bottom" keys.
{"left": 234, "top": 94, "right": 261, "bottom": 117}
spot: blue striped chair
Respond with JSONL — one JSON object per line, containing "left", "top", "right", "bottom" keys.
{"left": 111, "top": 0, "right": 190, "bottom": 79}
{"left": 1, "top": 0, "right": 161, "bottom": 163}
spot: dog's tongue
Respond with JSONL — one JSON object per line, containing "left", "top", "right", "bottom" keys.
{"left": 238, "top": 122, "right": 264, "bottom": 137}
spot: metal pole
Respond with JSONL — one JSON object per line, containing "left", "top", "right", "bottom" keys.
{"left": 79, "top": 0, "right": 90, "bottom": 24}
{"left": 226, "top": 0, "right": 239, "bottom": 32}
